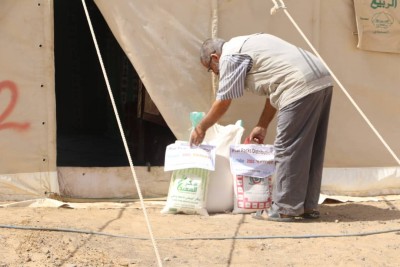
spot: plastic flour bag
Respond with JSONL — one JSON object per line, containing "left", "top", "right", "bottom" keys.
{"left": 230, "top": 137, "right": 275, "bottom": 214}
{"left": 162, "top": 141, "right": 216, "bottom": 216}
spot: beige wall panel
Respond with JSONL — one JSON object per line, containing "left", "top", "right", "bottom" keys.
{"left": 0, "top": 0, "right": 57, "bottom": 199}
{"left": 319, "top": 0, "right": 400, "bottom": 166}
{"left": 58, "top": 167, "right": 170, "bottom": 199}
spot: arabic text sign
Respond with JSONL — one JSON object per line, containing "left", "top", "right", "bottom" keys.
{"left": 370, "top": 0, "right": 397, "bottom": 9}
{"left": 229, "top": 144, "right": 275, "bottom": 178}
{"left": 164, "top": 142, "right": 216, "bottom": 171}
{"left": 354, "top": 0, "right": 400, "bottom": 53}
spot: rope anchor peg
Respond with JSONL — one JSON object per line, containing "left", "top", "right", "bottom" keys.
{"left": 271, "top": 0, "right": 286, "bottom": 15}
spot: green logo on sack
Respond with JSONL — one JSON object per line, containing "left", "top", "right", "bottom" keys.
{"left": 371, "top": 12, "right": 394, "bottom": 29}
{"left": 177, "top": 177, "right": 198, "bottom": 193}
{"left": 370, "top": 0, "right": 397, "bottom": 9}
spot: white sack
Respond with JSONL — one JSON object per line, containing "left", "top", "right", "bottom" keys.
{"left": 203, "top": 121, "right": 244, "bottom": 213}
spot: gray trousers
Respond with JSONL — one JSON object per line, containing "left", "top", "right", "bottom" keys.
{"left": 271, "top": 86, "right": 333, "bottom": 216}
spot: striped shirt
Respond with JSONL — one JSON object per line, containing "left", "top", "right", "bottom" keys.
{"left": 216, "top": 54, "right": 253, "bottom": 100}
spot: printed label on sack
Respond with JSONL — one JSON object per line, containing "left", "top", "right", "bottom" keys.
{"left": 164, "top": 141, "right": 216, "bottom": 171}
{"left": 229, "top": 144, "right": 275, "bottom": 178}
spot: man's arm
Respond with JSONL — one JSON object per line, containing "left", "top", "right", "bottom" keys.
{"left": 249, "top": 98, "right": 276, "bottom": 143}
{"left": 190, "top": 99, "right": 232, "bottom": 146}
{"left": 190, "top": 54, "right": 251, "bottom": 147}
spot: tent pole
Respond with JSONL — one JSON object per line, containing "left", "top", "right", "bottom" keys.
{"left": 211, "top": 0, "right": 219, "bottom": 102}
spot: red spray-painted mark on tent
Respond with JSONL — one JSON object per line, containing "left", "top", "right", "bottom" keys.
{"left": 0, "top": 80, "right": 30, "bottom": 131}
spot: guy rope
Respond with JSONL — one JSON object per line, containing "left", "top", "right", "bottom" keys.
{"left": 271, "top": 0, "right": 400, "bottom": 165}
{"left": 81, "top": 1, "right": 163, "bottom": 266}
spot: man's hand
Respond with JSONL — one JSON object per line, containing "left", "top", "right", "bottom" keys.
{"left": 249, "top": 98, "right": 276, "bottom": 144}
{"left": 249, "top": 126, "right": 267, "bottom": 144}
{"left": 189, "top": 99, "right": 232, "bottom": 147}
{"left": 190, "top": 125, "right": 206, "bottom": 147}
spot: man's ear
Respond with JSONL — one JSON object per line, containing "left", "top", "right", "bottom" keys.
{"left": 211, "top": 53, "right": 220, "bottom": 61}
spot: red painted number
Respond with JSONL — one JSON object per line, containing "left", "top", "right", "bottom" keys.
{"left": 0, "top": 80, "right": 30, "bottom": 131}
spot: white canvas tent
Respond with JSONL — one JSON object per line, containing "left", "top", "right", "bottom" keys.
{"left": 0, "top": 0, "right": 399, "bottom": 201}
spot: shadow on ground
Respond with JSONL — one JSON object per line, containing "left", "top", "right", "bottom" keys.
{"left": 319, "top": 201, "right": 400, "bottom": 222}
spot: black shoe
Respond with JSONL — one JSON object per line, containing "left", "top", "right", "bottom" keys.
{"left": 301, "top": 210, "right": 320, "bottom": 219}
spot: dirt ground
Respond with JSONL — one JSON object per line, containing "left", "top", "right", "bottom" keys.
{"left": 1, "top": 198, "right": 400, "bottom": 267}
